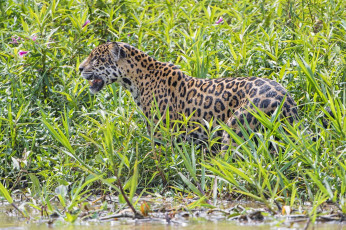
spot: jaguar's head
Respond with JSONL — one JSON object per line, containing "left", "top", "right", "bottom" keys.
{"left": 79, "top": 42, "right": 126, "bottom": 93}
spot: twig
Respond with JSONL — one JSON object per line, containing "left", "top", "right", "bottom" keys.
{"left": 206, "top": 208, "right": 230, "bottom": 215}
{"left": 196, "top": 181, "right": 211, "bottom": 205}
{"left": 91, "top": 192, "right": 116, "bottom": 205}
{"left": 11, "top": 203, "right": 26, "bottom": 218}
{"left": 287, "top": 214, "right": 308, "bottom": 219}
{"left": 303, "top": 218, "right": 311, "bottom": 230}
{"left": 318, "top": 215, "right": 341, "bottom": 222}
{"left": 274, "top": 200, "right": 282, "bottom": 213}
{"left": 154, "top": 147, "right": 168, "bottom": 186}
{"left": 100, "top": 212, "right": 144, "bottom": 220}
{"left": 116, "top": 176, "right": 144, "bottom": 219}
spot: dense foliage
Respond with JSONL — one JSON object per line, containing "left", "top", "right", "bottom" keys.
{"left": 0, "top": 0, "right": 345, "bottom": 221}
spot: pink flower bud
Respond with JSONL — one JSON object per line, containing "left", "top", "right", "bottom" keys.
{"left": 18, "top": 50, "right": 28, "bottom": 56}
{"left": 82, "top": 19, "right": 90, "bottom": 28}
{"left": 10, "top": 36, "right": 19, "bottom": 44}
{"left": 216, "top": 17, "right": 223, "bottom": 24}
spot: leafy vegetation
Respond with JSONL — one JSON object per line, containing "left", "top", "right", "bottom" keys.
{"left": 0, "top": 0, "right": 345, "bottom": 224}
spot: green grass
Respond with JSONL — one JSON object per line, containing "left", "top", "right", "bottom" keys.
{"left": 0, "top": 0, "right": 345, "bottom": 222}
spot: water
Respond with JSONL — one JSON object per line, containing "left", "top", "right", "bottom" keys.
{"left": 0, "top": 218, "right": 345, "bottom": 230}
{"left": 1, "top": 201, "right": 345, "bottom": 230}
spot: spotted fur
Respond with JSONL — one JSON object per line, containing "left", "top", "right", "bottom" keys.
{"left": 79, "top": 42, "right": 298, "bottom": 151}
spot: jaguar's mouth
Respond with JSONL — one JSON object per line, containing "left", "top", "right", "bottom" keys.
{"left": 88, "top": 79, "right": 103, "bottom": 87}
{"left": 87, "top": 75, "right": 105, "bottom": 93}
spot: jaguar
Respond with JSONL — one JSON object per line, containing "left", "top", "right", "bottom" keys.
{"left": 79, "top": 42, "right": 298, "bottom": 151}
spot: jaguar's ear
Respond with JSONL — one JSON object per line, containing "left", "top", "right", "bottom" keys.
{"left": 110, "top": 42, "right": 126, "bottom": 61}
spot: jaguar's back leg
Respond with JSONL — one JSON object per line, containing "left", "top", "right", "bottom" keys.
{"left": 221, "top": 97, "right": 298, "bottom": 152}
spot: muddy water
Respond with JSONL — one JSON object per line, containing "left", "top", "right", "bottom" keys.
{"left": 1, "top": 202, "right": 345, "bottom": 230}
{"left": 1, "top": 212, "right": 345, "bottom": 230}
